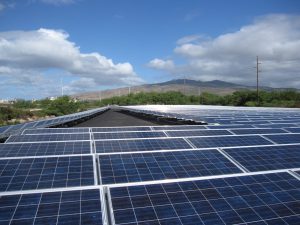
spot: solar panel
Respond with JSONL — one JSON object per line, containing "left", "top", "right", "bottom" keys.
{"left": 285, "top": 127, "right": 300, "bottom": 133}
{"left": 6, "top": 133, "right": 90, "bottom": 143}
{"left": 92, "top": 127, "right": 151, "bottom": 132}
{"left": 230, "top": 128, "right": 288, "bottom": 135}
{"left": 254, "top": 123, "right": 299, "bottom": 128}
{"left": 109, "top": 172, "right": 300, "bottom": 225}
{"left": 0, "top": 189, "right": 103, "bottom": 225}
{"left": 99, "top": 150, "right": 242, "bottom": 184}
{"left": 166, "top": 129, "right": 232, "bottom": 137}
{"left": 0, "top": 141, "right": 91, "bottom": 158}
{"left": 23, "top": 128, "right": 90, "bottom": 135}
{"left": 188, "top": 135, "right": 272, "bottom": 149}
{"left": 263, "top": 134, "right": 300, "bottom": 144}
{"left": 0, "top": 156, "right": 94, "bottom": 192}
{"left": 152, "top": 125, "right": 207, "bottom": 131}
{"left": 206, "top": 125, "right": 255, "bottom": 129}
{"left": 224, "top": 144, "right": 300, "bottom": 172}
{"left": 93, "top": 131, "right": 166, "bottom": 140}
{"left": 95, "top": 138, "right": 192, "bottom": 153}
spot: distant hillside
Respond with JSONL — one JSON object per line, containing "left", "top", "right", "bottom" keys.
{"left": 72, "top": 79, "right": 298, "bottom": 101}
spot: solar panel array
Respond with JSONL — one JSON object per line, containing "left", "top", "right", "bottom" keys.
{"left": 0, "top": 107, "right": 108, "bottom": 139}
{"left": 1, "top": 105, "right": 300, "bottom": 225}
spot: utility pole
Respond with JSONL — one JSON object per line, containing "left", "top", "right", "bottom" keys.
{"left": 98, "top": 91, "right": 101, "bottom": 102}
{"left": 256, "top": 56, "right": 261, "bottom": 105}
{"left": 183, "top": 76, "right": 186, "bottom": 95}
{"left": 128, "top": 86, "right": 131, "bottom": 95}
{"left": 60, "top": 78, "right": 64, "bottom": 96}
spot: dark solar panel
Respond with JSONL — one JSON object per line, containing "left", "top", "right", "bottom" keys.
{"left": 230, "top": 128, "right": 288, "bottom": 135}
{"left": 188, "top": 135, "right": 272, "bottom": 149}
{"left": 6, "top": 133, "right": 90, "bottom": 143}
{"left": 23, "top": 128, "right": 90, "bottom": 135}
{"left": 224, "top": 145, "right": 300, "bottom": 172}
{"left": 263, "top": 134, "right": 300, "bottom": 144}
{"left": 110, "top": 172, "right": 300, "bottom": 225}
{"left": 0, "top": 156, "right": 94, "bottom": 192}
{"left": 95, "top": 138, "right": 192, "bottom": 153}
{"left": 152, "top": 125, "right": 207, "bottom": 130}
{"left": 285, "top": 127, "right": 300, "bottom": 133}
{"left": 206, "top": 125, "right": 255, "bottom": 129}
{"left": 0, "top": 141, "right": 91, "bottom": 158}
{"left": 254, "top": 123, "right": 299, "bottom": 128}
{"left": 99, "top": 150, "right": 242, "bottom": 184}
{"left": 0, "top": 189, "right": 102, "bottom": 225}
{"left": 166, "top": 129, "right": 232, "bottom": 137}
{"left": 92, "top": 127, "right": 151, "bottom": 132}
{"left": 93, "top": 131, "right": 166, "bottom": 140}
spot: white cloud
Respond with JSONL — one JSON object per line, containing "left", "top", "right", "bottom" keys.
{"left": 149, "top": 14, "right": 300, "bottom": 88}
{"left": 0, "top": 28, "right": 143, "bottom": 98}
{"left": 147, "top": 58, "right": 175, "bottom": 70}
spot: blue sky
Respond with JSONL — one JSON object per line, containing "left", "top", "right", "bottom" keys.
{"left": 0, "top": 0, "right": 300, "bottom": 99}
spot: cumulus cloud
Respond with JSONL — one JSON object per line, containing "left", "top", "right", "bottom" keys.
{"left": 147, "top": 58, "right": 175, "bottom": 70}
{"left": 149, "top": 14, "right": 300, "bottom": 88}
{"left": 0, "top": 28, "right": 143, "bottom": 97}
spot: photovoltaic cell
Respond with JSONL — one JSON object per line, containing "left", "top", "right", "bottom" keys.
{"left": 110, "top": 172, "right": 300, "bottom": 225}
{"left": 285, "top": 127, "right": 300, "bottom": 133}
{"left": 6, "top": 133, "right": 90, "bottom": 143}
{"left": 0, "top": 189, "right": 102, "bottom": 225}
{"left": 99, "top": 150, "right": 242, "bottom": 184}
{"left": 0, "top": 141, "right": 91, "bottom": 158}
{"left": 166, "top": 129, "right": 232, "bottom": 137}
{"left": 0, "top": 156, "right": 94, "bottom": 192}
{"left": 206, "top": 125, "right": 255, "bottom": 129}
{"left": 93, "top": 131, "right": 166, "bottom": 140}
{"left": 95, "top": 138, "right": 192, "bottom": 153}
{"left": 224, "top": 144, "right": 300, "bottom": 172}
{"left": 263, "top": 134, "right": 300, "bottom": 144}
{"left": 152, "top": 125, "right": 207, "bottom": 131}
{"left": 92, "top": 127, "right": 151, "bottom": 132}
{"left": 254, "top": 123, "right": 299, "bottom": 128}
{"left": 188, "top": 135, "right": 272, "bottom": 149}
{"left": 23, "top": 128, "right": 90, "bottom": 135}
{"left": 229, "top": 128, "right": 288, "bottom": 135}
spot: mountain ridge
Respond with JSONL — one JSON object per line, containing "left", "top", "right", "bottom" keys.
{"left": 72, "top": 79, "right": 298, "bottom": 100}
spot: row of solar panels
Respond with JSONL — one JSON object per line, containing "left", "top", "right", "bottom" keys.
{"left": 122, "top": 105, "right": 300, "bottom": 125}
{"left": 0, "top": 107, "right": 108, "bottom": 138}
{"left": 1, "top": 106, "right": 300, "bottom": 225}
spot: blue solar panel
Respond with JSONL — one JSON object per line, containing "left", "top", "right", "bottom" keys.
{"left": 285, "top": 127, "right": 300, "bottom": 133}
{"left": 254, "top": 123, "right": 299, "bottom": 128}
{"left": 166, "top": 129, "right": 232, "bottom": 137}
{"left": 230, "top": 128, "right": 288, "bottom": 135}
{"left": 188, "top": 135, "right": 272, "bottom": 149}
{"left": 99, "top": 150, "right": 242, "bottom": 184}
{"left": 206, "top": 125, "right": 255, "bottom": 129}
{"left": 0, "top": 189, "right": 102, "bottom": 225}
{"left": 263, "top": 134, "right": 300, "bottom": 144}
{"left": 95, "top": 138, "right": 192, "bottom": 153}
{"left": 0, "top": 156, "right": 94, "bottom": 191}
{"left": 92, "top": 127, "right": 151, "bottom": 132}
{"left": 23, "top": 128, "right": 90, "bottom": 135}
{"left": 110, "top": 172, "right": 300, "bottom": 225}
{"left": 152, "top": 125, "right": 207, "bottom": 130}
{"left": 0, "top": 141, "right": 91, "bottom": 157}
{"left": 6, "top": 133, "right": 90, "bottom": 143}
{"left": 93, "top": 131, "right": 166, "bottom": 140}
{"left": 224, "top": 144, "right": 300, "bottom": 172}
